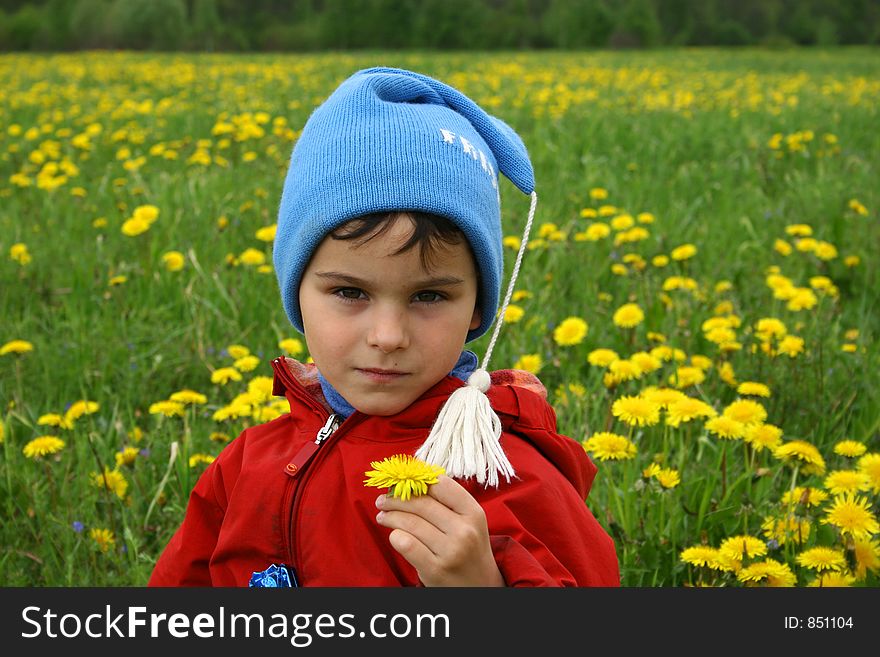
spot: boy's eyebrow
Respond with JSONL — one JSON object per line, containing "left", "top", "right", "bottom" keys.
{"left": 313, "top": 271, "right": 465, "bottom": 288}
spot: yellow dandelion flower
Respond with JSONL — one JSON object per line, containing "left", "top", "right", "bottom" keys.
{"left": 612, "top": 303, "right": 644, "bottom": 329}
{"left": 582, "top": 432, "right": 637, "bottom": 461}
{"left": 9, "top": 242, "right": 32, "bottom": 265}
{"left": 189, "top": 453, "right": 216, "bottom": 468}
{"left": 670, "top": 244, "right": 697, "bottom": 261}
{"left": 705, "top": 326, "right": 737, "bottom": 344}
{"left": 121, "top": 216, "right": 151, "bottom": 236}
{"left": 823, "top": 470, "right": 872, "bottom": 496}
{"left": 503, "top": 235, "right": 521, "bottom": 250}
{"left": 723, "top": 399, "right": 767, "bottom": 426}
{"left": 255, "top": 224, "right": 277, "bottom": 242}
{"left": 279, "top": 338, "right": 304, "bottom": 355}
{"left": 776, "top": 335, "right": 805, "bottom": 357}
{"left": 22, "top": 436, "right": 65, "bottom": 459}
{"left": 513, "top": 353, "right": 542, "bottom": 375}
{"left": 239, "top": 248, "right": 266, "bottom": 266}
{"left": 89, "top": 528, "right": 116, "bottom": 553}
{"left": 1, "top": 339, "right": 34, "bottom": 356}
{"left": 656, "top": 468, "right": 681, "bottom": 489}
{"left": 589, "top": 187, "right": 608, "bottom": 200}
{"left": 808, "top": 572, "right": 856, "bottom": 587}
{"left": 553, "top": 317, "right": 588, "bottom": 346}
{"left": 587, "top": 348, "right": 619, "bottom": 367}
{"left": 737, "top": 382, "right": 770, "bottom": 398}
{"left": 719, "top": 535, "right": 767, "bottom": 563}
{"left": 669, "top": 366, "right": 705, "bottom": 389}
{"left": 610, "top": 214, "right": 635, "bottom": 231}
{"left": 114, "top": 446, "right": 139, "bottom": 467}
{"left": 680, "top": 546, "right": 720, "bottom": 568}
{"left": 744, "top": 423, "right": 783, "bottom": 452}
{"left": 781, "top": 486, "right": 828, "bottom": 508}
{"left": 247, "top": 376, "right": 275, "bottom": 404}
{"left": 90, "top": 467, "right": 128, "bottom": 499}
{"left": 132, "top": 205, "right": 159, "bottom": 223}
{"left": 652, "top": 255, "right": 669, "bottom": 267}
{"left": 612, "top": 395, "right": 661, "bottom": 427}
{"left": 852, "top": 537, "right": 880, "bottom": 579}
{"left": 148, "top": 400, "right": 185, "bottom": 417}
{"left": 641, "top": 387, "right": 687, "bottom": 409}
{"left": 718, "top": 361, "right": 737, "bottom": 387}
{"left": 755, "top": 318, "right": 787, "bottom": 341}
{"left": 162, "top": 250, "right": 186, "bottom": 272}
{"left": 833, "top": 440, "right": 866, "bottom": 458}
{"left": 665, "top": 396, "right": 716, "bottom": 427}
{"left": 848, "top": 199, "right": 869, "bottom": 216}
{"left": 690, "top": 355, "right": 713, "bottom": 371}
{"left": 643, "top": 462, "right": 662, "bottom": 478}
{"left": 64, "top": 400, "right": 99, "bottom": 424}
{"left": 738, "top": 559, "right": 796, "bottom": 587}
{"left": 856, "top": 453, "right": 880, "bottom": 493}
{"left": 211, "top": 367, "right": 243, "bottom": 385}
{"left": 37, "top": 413, "right": 72, "bottom": 430}
{"left": 796, "top": 547, "right": 847, "bottom": 572}
{"left": 844, "top": 255, "right": 860, "bottom": 267}
{"left": 785, "top": 224, "right": 813, "bottom": 237}
{"left": 705, "top": 415, "right": 745, "bottom": 440}
{"left": 773, "top": 239, "right": 793, "bottom": 256}
{"left": 821, "top": 493, "right": 880, "bottom": 540}
{"left": 363, "top": 454, "right": 445, "bottom": 501}
{"left": 774, "top": 440, "right": 826, "bottom": 475}
{"left": 233, "top": 355, "right": 260, "bottom": 372}
{"left": 170, "top": 389, "right": 207, "bottom": 405}
{"left": 226, "top": 344, "right": 250, "bottom": 359}
{"left": 584, "top": 222, "right": 611, "bottom": 241}
{"left": 608, "top": 358, "right": 642, "bottom": 382}
{"left": 628, "top": 352, "right": 660, "bottom": 376}
{"left": 503, "top": 304, "right": 525, "bottom": 323}
{"left": 210, "top": 431, "right": 231, "bottom": 443}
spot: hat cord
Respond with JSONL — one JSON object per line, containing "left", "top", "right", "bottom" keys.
{"left": 480, "top": 190, "right": 538, "bottom": 372}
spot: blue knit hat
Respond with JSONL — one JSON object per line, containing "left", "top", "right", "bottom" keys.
{"left": 274, "top": 66, "right": 535, "bottom": 342}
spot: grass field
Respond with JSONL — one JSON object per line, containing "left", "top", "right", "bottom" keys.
{"left": 1, "top": 48, "right": 878, "bottom": 587}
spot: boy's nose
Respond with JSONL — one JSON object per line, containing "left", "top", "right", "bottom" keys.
{"left": 367, "top": 307, "right": 410, "bottom": 353}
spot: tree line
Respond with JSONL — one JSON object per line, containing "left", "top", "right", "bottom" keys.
{"left": 1, "top": 0, "right": 878, "bottom": 51}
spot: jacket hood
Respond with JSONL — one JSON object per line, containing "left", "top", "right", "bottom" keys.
{"left": 271, "top": 357, "right": 598, "bottom": 499}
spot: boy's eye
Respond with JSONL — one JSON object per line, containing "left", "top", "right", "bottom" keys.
{"left": 414, "top": 291, "right": 444, "bottom": 304}
{"left": 334, "top": 287, "right": 364, "bottom": 300}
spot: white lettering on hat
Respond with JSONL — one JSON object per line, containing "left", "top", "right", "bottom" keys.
{"left": 439, "top": 128, "right": 498, "bottom": 190}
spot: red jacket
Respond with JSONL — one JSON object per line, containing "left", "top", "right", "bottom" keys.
{"left": 149, "top": 357, "right": 620, "bottom": 587}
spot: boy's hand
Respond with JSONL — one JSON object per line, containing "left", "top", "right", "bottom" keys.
{"left": 375, "top": 475, "right": 505, "bottom": 587}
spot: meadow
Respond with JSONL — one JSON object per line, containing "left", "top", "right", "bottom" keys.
{"left": 1, "top": 48, "right": 878, "bottom": 587}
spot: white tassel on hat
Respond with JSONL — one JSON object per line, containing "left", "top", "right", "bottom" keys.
{"left": 415, "top": 191, "right": 538, "bottom": 487}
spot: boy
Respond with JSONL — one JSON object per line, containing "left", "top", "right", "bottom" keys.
{"left": 149, "top": 68, "right": 619, "bottom": 587}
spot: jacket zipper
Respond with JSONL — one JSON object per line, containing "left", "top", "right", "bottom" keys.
{"left": 284, "top": 411, "right": 364, "bottom": 583}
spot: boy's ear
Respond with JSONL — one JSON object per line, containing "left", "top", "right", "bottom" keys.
{"left": 469, "top": 305, "right": 481, "bottom": 331}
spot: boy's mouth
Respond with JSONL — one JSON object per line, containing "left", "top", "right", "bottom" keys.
{"left": 357, "top": 368, "right": 409, "bottom": 383}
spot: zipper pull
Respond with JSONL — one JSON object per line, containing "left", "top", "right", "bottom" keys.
{"left": 284, "top": 414, "right": 339, "bottom": 478}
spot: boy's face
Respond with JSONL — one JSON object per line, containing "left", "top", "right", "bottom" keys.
{"left": 299, "top": 217, "right": 481, "bottom": 417}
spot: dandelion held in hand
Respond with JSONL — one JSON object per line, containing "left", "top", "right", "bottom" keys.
{"left": 364, "top": 454, "right": 445, "bottom": 501}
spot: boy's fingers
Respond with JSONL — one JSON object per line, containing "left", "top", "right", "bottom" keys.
{"left": 387, "top": 528, "right": 434, "bottom": 573}
{"left": 377, "top": 493, "right": 455, "bottom": 532}
{"left": 377, "top": 510, "right": 443, "bottom": 556}
{"left": 427, "top": 475, "right": 482, "bottom": 516}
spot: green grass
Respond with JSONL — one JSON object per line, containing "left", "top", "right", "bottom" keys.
{"left": 1, "top": 48, "right": 878, "bottom": 586}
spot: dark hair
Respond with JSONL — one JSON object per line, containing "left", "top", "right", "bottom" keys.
{"left": 330, "top": 211, "right": 475, "bottom": 275}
